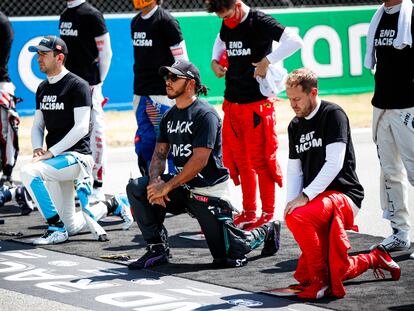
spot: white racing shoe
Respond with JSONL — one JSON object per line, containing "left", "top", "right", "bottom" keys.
{"left": 89, "top": 187, "right": 105, "bottom": 203}
{"left": 33, "top": 226, "right": 68, "bottom": 245}
{"left": 112, "top": 194, "right": 134, "bottom": 230}
{"left": 380, "top": 232, "right": 411, "bottom": 252}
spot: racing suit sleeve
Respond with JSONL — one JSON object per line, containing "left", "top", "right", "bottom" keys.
{"left": 95, "top": 32, "right": 112, "bottom": 83}
{"left": 266, "top": 27, "right": 303, "bottom": 64}
{"left": 170, "top": 40, "right": 189, "bottom": 61}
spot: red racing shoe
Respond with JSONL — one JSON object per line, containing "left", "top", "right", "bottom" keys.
{"left": 244, "top": 213, "right": 274, "bottom": 231}
{"left": 297, "top": 276, "right": 329, "bottom": 299}
{"left": 369, "top": 245, "right": 401, "bottom": 281}
{"left": 233, "top": 211, "right": 256, "bottom": 229}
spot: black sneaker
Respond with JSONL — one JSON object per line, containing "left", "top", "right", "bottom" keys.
{"left": 212, "top": 256, "right": 248, "bottom": 268}
{"left": 261, "top": 220, "right": 281, "bottom": 256}
{"left": 128, "top": 244, "right": 168, "bottom": 270}
{"left": 15, "top": 185, "right": 34, "bottom": 216}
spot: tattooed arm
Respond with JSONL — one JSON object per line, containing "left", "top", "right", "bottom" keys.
{"left": 149, "top": 142, "right": 170, "bottom": 185}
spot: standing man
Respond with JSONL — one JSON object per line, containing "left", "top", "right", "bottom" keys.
{"left": 205, "top": 0, "right": 303, "bottom": 230}
{"left": 131, "top": 0, "right": 188, "bottom": 176}
{"left": 60, "top": 0, "right": 112, "bottom": 202}
{"left": 0, "top": 11, "right": 19, "bottom": 186}
{"left": 21, "top": 36, "right": 102, "bottom": 244}
{"left": 127, "top": 60, "right": 280, "bottom": 269}
{"left": 364, "top": 0, "right": 414, "bottom": 252}
{"left": 284, "top": 68, "right": 400, "bottom": 299}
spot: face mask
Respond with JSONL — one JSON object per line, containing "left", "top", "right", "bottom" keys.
{"left": 223, "top": 1, "right": 243, "bottom": 29}
{"left": 132, "top": 0, "right": 155, "bottom": 10}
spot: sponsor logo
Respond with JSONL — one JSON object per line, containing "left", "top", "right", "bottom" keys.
{"left": 193, "top": 194, "right": 209, "bottom": 203}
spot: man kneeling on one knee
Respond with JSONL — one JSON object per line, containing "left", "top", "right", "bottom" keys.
{"left": 127, "top": 60, "right": 280, "bottom": 269}
{"left": 284, "top": 68, "right": 401, "bottom": 299}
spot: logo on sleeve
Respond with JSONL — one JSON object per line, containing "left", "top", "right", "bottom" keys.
{"left": 295, "top": 131, "right": 322, "bottom": 154}
{"left": 40, "top": 95, "right": 64, "bottom": 110}
{"left": 60, "top": 22, "right": 78, "bottom": 37}
{"left": 227, "top": 41, "right": 251, "bottom": 57}
{"left": 133, "top": 32, "right": 153, "bottom": 46}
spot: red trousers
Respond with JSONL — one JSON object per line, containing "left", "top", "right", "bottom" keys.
{"left": 285, "top": 191, "right": 372, "bottom": 297}
{"left": 222, "top": 99, "right": 283, "bottom": 215}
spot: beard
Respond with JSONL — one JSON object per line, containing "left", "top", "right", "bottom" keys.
{"left": 167, "top": 81, "right": 187, "bottom": 99}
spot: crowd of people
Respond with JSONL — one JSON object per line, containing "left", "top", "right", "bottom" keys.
{"left": 0, "top": 0, "right": 412, "bottom": 300}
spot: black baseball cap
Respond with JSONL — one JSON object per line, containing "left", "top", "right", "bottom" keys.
{"left": 159, "top": 60, "right": 201, "bottom": 86}
{"left": 28, "top": 36, "right": 68, "bottom": 55}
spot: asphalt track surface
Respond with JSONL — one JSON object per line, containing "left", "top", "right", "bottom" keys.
{"left": 0, "top": 128, "right": 413, "bottom": 311}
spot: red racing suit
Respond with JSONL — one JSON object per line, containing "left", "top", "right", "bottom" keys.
{"left": 286, "top": 191, "right": 373, "bottom": 298}
{"left": 222, "top": 98, "right": 283, "bottom": 215}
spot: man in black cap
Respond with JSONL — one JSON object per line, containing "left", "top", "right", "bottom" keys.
{"left": 127, "top": 60, "right": 280, "bottom": 270}
{"left": 21, "top": 35, "right": 107, "bottom": 244}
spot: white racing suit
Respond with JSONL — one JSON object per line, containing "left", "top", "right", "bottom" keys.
{"left": 373, "top": 107, "right": 414, "bottom": 236}
{"left": 20, "top": 152, "right": 107, "bottom": 236}
{"left": 90, "top": 84, "right": 106, "bottom": 187}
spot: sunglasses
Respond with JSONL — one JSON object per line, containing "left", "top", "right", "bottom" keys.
{"left": 163, "top": 73, "right": 190, "bottom": 82}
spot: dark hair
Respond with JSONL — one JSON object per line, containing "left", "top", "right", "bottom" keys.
{"left": 196, "top": 84, "right": 209, "bottom": 97}
{"left": 53, "top": 50, "right": 67, "bottom": 65}
{"left": 285, "top": 68, "right": 318, "bottom": 94}
{"left": 205, "top": 0, "right": 236, "bottom": 13}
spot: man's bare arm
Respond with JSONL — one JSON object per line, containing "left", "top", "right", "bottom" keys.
{"left": 149, "top": 142, "right": 170, "bottom": 184}
{"left": 165, "top": 147, "right": 211, "bottom": 191}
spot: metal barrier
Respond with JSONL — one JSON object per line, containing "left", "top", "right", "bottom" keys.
{"left": 1, "top": 0, "right": 380, "bottom": 17}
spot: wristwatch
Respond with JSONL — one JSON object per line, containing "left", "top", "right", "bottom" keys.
{"left": 302, "top": 191, "right": 309, "bottom": 200}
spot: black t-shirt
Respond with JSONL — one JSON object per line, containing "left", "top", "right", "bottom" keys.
{"left": 220, "top": 10, "right": 284, "bottom": 103}
{"left": 372, "top": 9, "right": 414, "bottom": 109}
{"left": 288, "top": 101, "right": 364, "bottom": 207}
{"left": 36, "top": 72, "right": 92, "bottom": 155}
{"left": 0, "top": 11, "right": 13, "bottom": 83}
{"left": 131, "top": 7, "right": 183, "bottom": 95}
{"left": 158, "top": 98, "right": 229, "bottom": 188}
{"left": 59, "top": 2, "right": 108, "bottom": 85}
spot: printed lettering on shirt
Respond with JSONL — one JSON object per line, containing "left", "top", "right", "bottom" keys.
{"left": 171, "top": 144, "right": 192, "bottom": 157}
{"left": 295, "top": 130, "right": 322, "bottom": 154}
{"left": 167, "top": 121, "right": 193, "bottom": 134}
{"left": 133, "top": 32, "right": 153, "bottom": 47}
{"left": 375, "top": 29, "right": 395, "bottom": 47}
{"left": 60, "top": 22, "right": 78, "bottom": 37}
{"left": 227, "top": 41, "right": 251, "bottom": 57}
{"left": 40, "top": 95, "right": 64, "bottom": 110}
